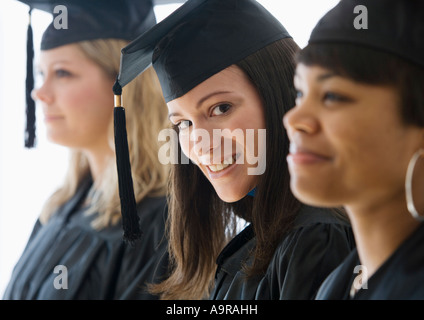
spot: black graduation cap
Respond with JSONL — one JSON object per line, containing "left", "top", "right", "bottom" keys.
{"left": 17, "top": 0, "right": 157, "bottom": 243}
{"left": 308, "top": 0, "right": 424, "bottom": 68}
{"left": 115, "top": 0, "right": 291, "bottom": 102}
{"left": 111, "top": 0, "right": 291, "bottom": 241}
{"left": 18, "top": 0, "right": 156, "bottom": 148}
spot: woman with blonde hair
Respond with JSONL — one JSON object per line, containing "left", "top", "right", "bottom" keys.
{"left": 3, "top": 0, "right": 169, "bottom": 299}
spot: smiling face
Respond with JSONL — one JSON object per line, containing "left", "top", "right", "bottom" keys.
{"left": 283, "top": 64, "right": 424, "bottom": 211}
{"left": 32, "top": 44, "right": 115, "bottom": 150}
{"left": 167, "top": 65, "right": 266, "bottom": 202}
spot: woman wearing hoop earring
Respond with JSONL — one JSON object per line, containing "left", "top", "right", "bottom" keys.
{"left": 283, "top": 0, "right": 424, "bottom": 299}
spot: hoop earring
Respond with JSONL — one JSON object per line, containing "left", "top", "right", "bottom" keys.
{"left": 405, "top": 149, "right": 424, "bottom": 221}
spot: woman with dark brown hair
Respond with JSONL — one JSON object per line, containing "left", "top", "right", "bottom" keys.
{"left": 114, "top": 0, "right": 355, "bottom": 300}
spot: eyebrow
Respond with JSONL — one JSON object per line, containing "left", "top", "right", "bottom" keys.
{"left": 52, "top": 60, "right": 72, "bottom": 64}
{"left": 316, "top": 72, "right": 337, "bottom": 82}
{"left": 196, "top": 90, "right": 232, "bottom": 109}
{"left": 294, "top": 71, "right": 337, "bottom": 83}
{"left": 47, "top": 60, "right": 73, "bottom": 67}
{"left": 168, "top": 90, "right": 232, "bottom": 119}
{"left": 168, "top": 112, "right": 180, "bottom": 120}
{"left": 36, "top": 59, "right": 73, "bottom": 71}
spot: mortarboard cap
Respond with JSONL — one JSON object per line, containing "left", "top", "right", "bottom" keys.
{"left": 115, "top": 0, "right": 292, "bottom": 102}
{"left": 308, "top": 0, "right": 424, "bottom": 68}
{"left": 17, "top": 0, "right": 157, "bottom": 243}
{"left": 111, "top": 0, "right": 292, "bottom": 242}
{"left": 17, "top": 0, "right": 156, "bottom": 148}
{"left": 20, "top": 0, "right": 156, "bottom": 50}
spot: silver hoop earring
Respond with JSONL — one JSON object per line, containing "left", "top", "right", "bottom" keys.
{"left": 405, "top": 149, "right": 424, "bottom": 221}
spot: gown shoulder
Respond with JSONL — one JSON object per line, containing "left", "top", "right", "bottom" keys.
{"left": 210, "top": 204, "right": 355, "bottom": 300}
{"left": 3, "top": 177, "right": 169, "bottom": 300}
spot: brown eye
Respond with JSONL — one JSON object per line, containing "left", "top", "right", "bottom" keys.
{"left": 323, "top": 92, "right": 353, "bottom": 103}
{"left": 211, "top": 103, "right": 231, "bottom": 116}
{"left": 295, "top": 89, "right": 303, "bottom": 105}
{"left": 296, "top": 89, "right": 303, "bottom": 99}
{"left": 177, "top": 120, "right": 192, "bottom": 130}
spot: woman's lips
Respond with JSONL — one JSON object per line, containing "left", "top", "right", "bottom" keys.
{"left": 202, "top": 153, "right": 241, "bottom": 179}
{"left": 44, "top": 115, "right": 64, "bottom": 122}
{"left": 287, "top": 144, "right": 331, "bottom": 165}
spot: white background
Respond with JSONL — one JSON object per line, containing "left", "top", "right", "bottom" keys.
{"left": 0, "top": 0, "right": 339, "bottom": 297}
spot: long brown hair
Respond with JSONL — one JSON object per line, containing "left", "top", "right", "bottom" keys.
{"left": 151, "top": 38, "right": 302, "bottom": 299}
{"left": 39, "top": 39, "right": 169, "bottom": 229}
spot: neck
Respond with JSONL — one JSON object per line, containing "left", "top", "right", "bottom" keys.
{"left": 345, "top": 196, "right": 421, "bottom": 278}
{"left": 247, "top": 187, "right": 257, "bottom": 197}
{"left": 83, "top": 144, "right": 114, "bottom": 186}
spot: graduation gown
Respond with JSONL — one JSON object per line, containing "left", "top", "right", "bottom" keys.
{"left": 315, "top": 222, "right": 424, "bottom": 300}
{"left": 3, "top": 176, "right": 169, "bottom": 300}
{"left": 210, "top": 205, "right": 355, "bottom": 300}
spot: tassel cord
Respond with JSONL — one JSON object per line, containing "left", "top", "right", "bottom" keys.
{"left": 113, "top": 80, "right": 142, "bottom": 244}
{"left": 25, "top": 8, "right": 36, "bottom": 148}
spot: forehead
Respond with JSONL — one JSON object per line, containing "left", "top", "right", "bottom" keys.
{"left": 295, "top": 64, "right": 337, "bottom": 81}
{"left": 39, "top": 44, "right": 85, "bottom": 64}
{"left": 167, "top": 65, "right": 253, "bottom": 108}
{"left": 294, "top": 63, "right": 366, "bottom": 90}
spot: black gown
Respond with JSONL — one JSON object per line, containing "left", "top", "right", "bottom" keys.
{"left": 210, "top": 205, "right": 356, "bottom": 300}
{"left": 3, "top": 176, "right": 169, "bottom": 300}
{"left": 315, "top": 222, "right": 424, "bottom": 300}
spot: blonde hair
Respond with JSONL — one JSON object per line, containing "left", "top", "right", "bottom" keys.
{"left": 39, "top": 39, "right": 169, "bottom": 229}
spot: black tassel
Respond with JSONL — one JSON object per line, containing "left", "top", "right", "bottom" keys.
{"left": 25, "top": 8, "right": 36, "bottom": 148}
{"left": 113, "top": 79, "right": 142, "bottom": 244}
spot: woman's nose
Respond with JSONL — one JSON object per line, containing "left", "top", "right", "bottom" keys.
{"left": 190, "top": 126, "right": 215, "bottom": 158}
{"left": 31, "top": 88, "right": 39, "bottom": 101}
{"left": 31, "top": 83, "right": 53, "bottom": 104}
{"left": 283, "top": 101, "right": 319, "bottom": 137}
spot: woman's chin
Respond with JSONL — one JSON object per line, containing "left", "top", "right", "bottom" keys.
{"left": 215, "top": 189, "right": 247, "bottom": 203}
{"left": 292, "top": 185, "right": 341, "bottom": 208}
{"left": 46, "top": 134, "right": 72, "bottom": 148}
